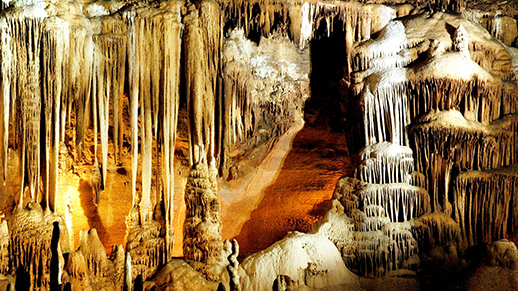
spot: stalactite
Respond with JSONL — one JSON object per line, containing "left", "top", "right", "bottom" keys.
{"left": 356, "top": 142, "right": 414, "bottom": 184}
{"left": 0, "top": 18, "right": 12, "bottom": 183}
{"left": 124, "top": 2, "right": 183, "bottom": 224}
{"left": 140, "top": 37, "right": 154, "bottom": 218}
{"left": 453, "top": 165, "right": 518, "bottom": 247}
{"left": 160, "top": 4, "right": 183, "bottom": 262}
{"left": 184, "top": 1, "right": 221, "bottom": 168}
{"left": 70, "top": 26, "right": 94, "bottom": 160}
{"left": 123, "top": 0, "right": 183, "bottom": 271}
{"left": 359, "top": 183, "right": 431, "bottom": 222}
{"left": 354, "top": 70, "right": 518, "bottom": 149}
{"left": 412, "top": 111, "right": 518, "bottom": 212}
{"left": 335, "top": 177, "right": 431, "bottom": 223}
{"left": 41, "top": 17, "right": 69, "bottom": 211}
{"left": 125, "top": 11, "right": 139, "bottom": 207}
{"left": 92, "top": 19, "right": 127, "bottom": 170}
{"left": 5, "top": 14, "right": 47, "bottom": 205}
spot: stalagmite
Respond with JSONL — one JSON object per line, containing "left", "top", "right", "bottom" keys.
{"left": 50, "top": 222, "right": 61, "bottom": 290}
{"left": 78, "top": 228, "right": 109, "bottom": 277}
{"left": 125, "top": 212, "right": 167, "bottom": 282}
{"left": 453, "top": 24, "right": 470, "bottom": 58}
{"left": 65, "top": 252, "right": 91, "bottom": 289}
{"left": 125, "top": 252, "right": 132, "bottom": 291}
{"left": 0, "top": 220, "right": 8, "bottom": 275}
{"left": 10, "top": 203, "right": 69, "bottom": 289}
{"left": 183, "top": 154, "right": 224, "bottom": 280}
{"left": 227, "top": 239, "right": 241, "bottom": 291}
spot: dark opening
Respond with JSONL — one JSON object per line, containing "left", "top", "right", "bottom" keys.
{"left": 307, "top": 18, "right": 347, "bottom": 132}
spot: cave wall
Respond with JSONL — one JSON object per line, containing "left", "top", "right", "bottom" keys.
{"left": 0, "top": 0, "right": 517, "bottom": 289}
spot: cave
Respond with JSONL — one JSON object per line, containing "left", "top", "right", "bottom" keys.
{"left": 0, "top": 0, "right": 517, "bottom": 290}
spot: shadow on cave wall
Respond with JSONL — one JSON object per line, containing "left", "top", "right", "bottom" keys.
{"left": 78, "top": 179, "right": 109, "bottom": 247}
{"left": 306, "top": 18, "right": 363, "bottom": 153}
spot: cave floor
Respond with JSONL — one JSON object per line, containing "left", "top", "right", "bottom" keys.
{"left": 221, "top": 120, "right": 350, "bottom": 255}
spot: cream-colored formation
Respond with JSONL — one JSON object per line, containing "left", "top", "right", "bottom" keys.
{"left": 309, "top": 3, "right": 517, "bottom": 280}
{"left": 0, "top": 0, "right": 517, "bottom": 289}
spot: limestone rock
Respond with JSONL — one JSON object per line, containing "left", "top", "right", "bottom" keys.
{"left": 144, "top": 259, "right": 221, "bottom": 291}
{"left": 239, "top": 232, "right": 360, "bottom": 291}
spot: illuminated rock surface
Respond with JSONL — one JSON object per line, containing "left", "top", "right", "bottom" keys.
{"left": 0, "top": 0, "right": 517, "bottom": 290}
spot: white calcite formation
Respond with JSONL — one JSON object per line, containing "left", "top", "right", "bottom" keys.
{"left": 220, "top": 28, "right": 310, "bottom": 177}
{"left": 328, "top": 173, "right": 427, "bottom": 276}
{"left": 239, "top": 231, "right": 360, "bottom": 291}
{"left": 356, "top": 142, "right": 415, "bottom": 184}
{"left": 0, "top": 0, "right": 517, "bottom": 289}
{"left": 311, "top": 5, "right": 517, "bottom": 280}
